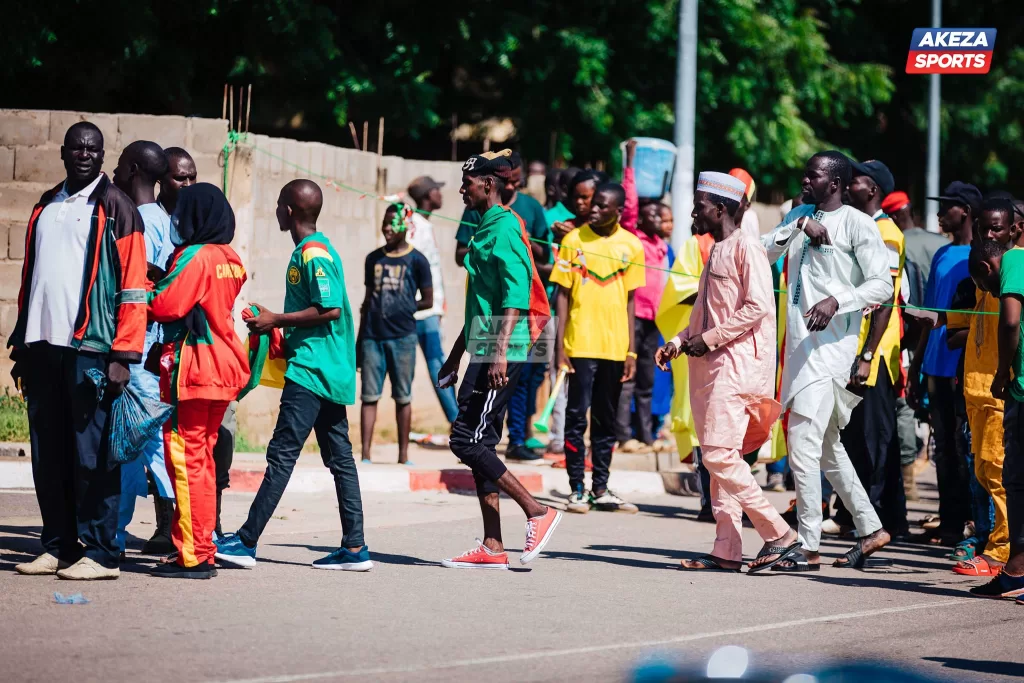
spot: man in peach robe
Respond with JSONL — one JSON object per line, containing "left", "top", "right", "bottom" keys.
{"left": 657, "top": 172, "right": 798, "bottom": 573}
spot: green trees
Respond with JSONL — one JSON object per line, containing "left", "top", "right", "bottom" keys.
{"left": 2, "top": 1, "right": 1017, "bottom": 197}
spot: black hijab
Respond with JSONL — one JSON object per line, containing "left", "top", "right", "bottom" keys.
{"left": 173, "top": 182, "right": 235, "bottom": 246}
{"left": 167, "top": 183, "right": 235, "bottom": 341}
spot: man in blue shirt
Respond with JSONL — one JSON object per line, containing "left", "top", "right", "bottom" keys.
{"left": 910, "top": 181, "right": 981, "bottom": 545}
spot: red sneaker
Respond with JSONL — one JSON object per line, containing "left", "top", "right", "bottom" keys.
{"left": 521, "top": 507, "right": 563, "bottom": 565}
{"left": 441, "top": 540, "right": 510, "bottom": 570}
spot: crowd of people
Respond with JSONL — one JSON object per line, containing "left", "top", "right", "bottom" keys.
{"left": 7, "top": 121, "right": 1024, "bottom": 604}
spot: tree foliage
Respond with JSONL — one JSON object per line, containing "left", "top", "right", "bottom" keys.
{"left": 2, "top": 1, "right": 1019, "bottom": 199}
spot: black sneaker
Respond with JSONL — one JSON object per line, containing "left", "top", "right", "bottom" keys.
{"left": 969, "top": 572, "right": 1024, "bottom": 599}
{"left": 505, "top": 444, "right": 543, "bottom": 462}
{"left": 151, "top": 561, "right": 218, "bottom": 579}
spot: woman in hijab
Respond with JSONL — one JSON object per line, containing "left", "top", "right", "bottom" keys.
{"left": 147, "top": 183, "right": 249, "bottom": 579}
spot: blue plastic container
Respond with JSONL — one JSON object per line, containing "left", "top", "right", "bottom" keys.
{"left": 621, "top": 138, "right": 677, "bottom": 199}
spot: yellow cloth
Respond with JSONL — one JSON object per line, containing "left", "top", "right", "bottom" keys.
{"left": 550, "top": 224, "right": 645, "bottom": 361}
{"left": 856, "top": 216, "right": 904, "bottom": 386}
{"left": 655, "top": 236, "right": 706, "bottom": 453}
{"left": 974, "top": 455, "right": 1009, "bottom": 562}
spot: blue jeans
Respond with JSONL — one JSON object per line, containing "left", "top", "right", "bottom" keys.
{"left": 507, "top": 360, "right": 548, "bottom": 446}
{"left": 416, "top": 316, "right": 458, "bottom": 424}
{"left": 361, "top": 334, "right": 417, "bottom": 404}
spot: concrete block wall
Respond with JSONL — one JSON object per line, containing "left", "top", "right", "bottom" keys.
{"left": 0, "top": 109, "right": 467, "bottom": 448}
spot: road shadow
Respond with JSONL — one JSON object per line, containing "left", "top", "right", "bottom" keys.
{"left": 922, "top": 657, "right": 1024, "bottom": 676}
{"left": 777, "top": 573, "right": 973, "bottom": 599}
{"left": 270, "top": 542, "right": 435, "bottom": 567}
{"left": 544, "top": 544, "right": 704, "bottom": 570}
{"left": 634, "top": 502, "right": 700, "bottom": 520}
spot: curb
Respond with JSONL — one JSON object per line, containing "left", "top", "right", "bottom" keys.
{"left": 0, "top": 452, "right": 692, "bottom": 497}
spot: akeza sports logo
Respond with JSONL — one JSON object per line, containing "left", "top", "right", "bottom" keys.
{"left": 906, "top": 28, "right": 996, "bottom": 74}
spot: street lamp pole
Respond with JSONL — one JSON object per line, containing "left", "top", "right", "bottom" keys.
{"left": 926, "top": 0, "right": 941, "bottom": 232}
{"left": 671, "top": 0, "right": 698, "bottom": 254}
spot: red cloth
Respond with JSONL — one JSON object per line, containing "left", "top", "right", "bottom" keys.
{"left": 163, "top": 398, "right": 230, "bottom": 567}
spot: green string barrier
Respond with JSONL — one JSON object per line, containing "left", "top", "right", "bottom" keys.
{"left": 232, "top": 136, "right": 997, "bottom": 317}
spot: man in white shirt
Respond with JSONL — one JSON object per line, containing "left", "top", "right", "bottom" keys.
{"left": 406, "top": 176, "right": 459, "bottom": 425}
{"left": 761, "top": 151, "right": 894, "bottom": 571}
{"left": 112, "top": 140, "right": 178, "bottom": 556}
{"left": 10, "top": 122, "right": 148, "bottom": 580}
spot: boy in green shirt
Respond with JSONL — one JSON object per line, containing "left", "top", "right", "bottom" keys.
{"left": 967, "top": 238, "right": 1024, "bottom": 601}
{"left": 215, "top": 179, "right": 371, "bottom": 572}
{"left": 437, "top": 150, "right": 562, "bottom": 570}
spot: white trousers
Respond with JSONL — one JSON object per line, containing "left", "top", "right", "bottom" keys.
{"left": 787, "top": 384, "right": 882, "bottom": 551}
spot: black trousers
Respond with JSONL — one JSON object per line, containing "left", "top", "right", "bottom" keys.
{"left": 615, "top": 318, "right": 660, "bottom": 444}
{"left": 565, "top": 358, "right": 624, "bottom": 494}
{"left": 23, "top": 343, "right": 120, "bottom": 568}
{"left": 450, "top": 361, "right": 522, "bottom": 496}
{"left": 239, "top": 381, "right": 364, "bottom": 548}
{"left": 1002, "top": 399, "right": 1024, "bottom": 558}
{"left": 834, "top": 366, "right": 908, "bottom": 534}
{"left": 928, "top": 375, "right": 972, "bottom": 536}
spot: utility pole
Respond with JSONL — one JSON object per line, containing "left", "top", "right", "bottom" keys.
{"left": 671, "top": 0, "right": 698, "bottom": 254}
{"left": 926, "top": 0, "right": 941, "bottom": 233}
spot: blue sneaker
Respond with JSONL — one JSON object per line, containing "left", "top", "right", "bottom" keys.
{"left": 214, "top": 533, "right": 257, "bottom": 568}
{"left": 312, "top": 545, "right": 373, "bottom": 571}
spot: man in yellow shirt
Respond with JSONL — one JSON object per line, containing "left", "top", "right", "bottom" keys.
{"left": 945, "top": 198, "right": 1020, "bottom": 577}
{"left": 830, "top": 160, "right": 909, "bottom": 540}
{"left": 552, "top": 182, "right": 645, "bottom": 514}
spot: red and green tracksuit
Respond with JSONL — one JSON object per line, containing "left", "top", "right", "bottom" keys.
{"left": 148, "top": 243, "right": 250, "bottom": 567}
{"left": 9, "top": 175, "right": 148, "bottom": 363}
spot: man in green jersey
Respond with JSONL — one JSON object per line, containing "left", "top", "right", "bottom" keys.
{"left": 215, "top": 179, "right": 371, "bottom": 572}
{"left": 969, "top": 238, "right": 1024, "bottom": 601}
{"left": 438, "top": 151, "right": 562, "bottom": 570}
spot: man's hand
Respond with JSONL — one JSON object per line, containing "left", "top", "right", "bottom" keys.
{"left": 850, "top": 358, "right": 872, "bottom": 387}
{"left": 685, "top": 334, "right": 710, "bottom": 358}
{"left": 557, "top": 348, "right": 574, "bottom": 376}
{"left": 106, "top": 360, "right": 131, "bottom": 396}
{"left": 146, "top": 263, "right": 166, "bottom": 283}
{"left": 655, "top": 341, "right": 681, "bottom": 371}
{"left": 488, "top": 354, "right": 509, "bottom": 390}
{"left": 437, "top": 355, "right": 460, "bottom": 389}
{"left": 244, "top": 303, "right": 279, "bottom": 335}
{"left": 992, "top": 370, "right": 1010, "bottom": 400}
{"left": 801, "top": 218, "right": 832, "bottom": 247}
{"left": 625, "top": 139, "right": 637, "bottom": 168}
{"left": 551, "top": 221, "right": 573, "bottom": 240}
{"left": 805, "top": 296, "right": 839, "bottom": 332}
{"left": 906, "top": 361, "right": 923, "bottom": 410}
{"left": 622, "top": 355, "right": 636, "bottom": 383}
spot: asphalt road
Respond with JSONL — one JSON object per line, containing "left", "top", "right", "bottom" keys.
{"left": 1, "top": 479, "right": 1022, "bottom": 683}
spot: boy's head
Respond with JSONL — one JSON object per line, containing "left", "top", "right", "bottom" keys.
{"left": 658, "top": 203, "right": 675, "bottom": 239}
{"left": 276, "top": 179, "right": 323, "bottom": 234}
{"left": 545, "top": 168, "right": 563, "bottom": 205}
{"left": 931, "top": 181, "right": 982, "bottom": 235}
{"left": 977, "top": 197, "right": 1020, "bottom": 246}
{"left": 460, "top": 150, "right": 513, "bottom": 211}
{"left": 638, "top": 199, "right": 663, "bottom": 239}
{"left": 557, "top": 167, "right": 581, "bottom": 203}
{"left": 382, "top": 203, "right": 409, "bottom": 248}
{"left": 589, "top": 182, "right": 625, "bottom": 230}
{"left": 968, "top": 238, "right": 1009, "bottom": 294}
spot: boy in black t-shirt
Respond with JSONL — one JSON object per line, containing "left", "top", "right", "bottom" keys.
{"left": 359, "top": 204, "right": 433, "bottom": 464}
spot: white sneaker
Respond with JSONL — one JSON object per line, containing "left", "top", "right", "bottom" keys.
{"left": 566, "top": 489, "right": 591, "bottom": 514}
{"left": 15, "top": 552, "right": 69, "bottom": 576}
{"left": 56, "top": 557, "right": 120, "bottom": 581}
{"left": 821, "top": 518, "right": 842, "bottom": 535}
{"left": 592, "top": 490, "right": 639, "bottom": 514}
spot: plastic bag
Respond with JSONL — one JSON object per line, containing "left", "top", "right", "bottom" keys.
{"left": 85, "top": 368, "right": 173, "bottom": 464}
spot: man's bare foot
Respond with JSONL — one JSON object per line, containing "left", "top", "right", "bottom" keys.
{"left": 833, "top": 528, "right": 890, "bottom": 568}
{"left": 680, "top": 555, "right": 741, "bottom": 571}
{"left": 748, "top": 529, "right": 799, "bottom": 570}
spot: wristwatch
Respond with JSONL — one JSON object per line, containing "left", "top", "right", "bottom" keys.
{"left": 861, "top": 351, "right": 874, "bottom": 363}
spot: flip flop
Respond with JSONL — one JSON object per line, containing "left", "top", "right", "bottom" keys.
{"left": 748, "top": 541, "right": 802, "bottom": 574}
{"left": 771, "top": 550, "right": 821, "bottom": 573}
{"left": 948, "top": 537, "right": 977, "bottom": 561}
{"left": 833, "top": 540, "right": 893, "bottom": 569}
{"left": 953, "top": 555, "right": 1003, "bottom": 577}
{"left": 678, "top": 556, "right": 741, "bottom": 573}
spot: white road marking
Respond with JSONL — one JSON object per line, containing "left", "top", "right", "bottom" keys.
{"left": 209, "top": 599, "right": 965, "bottom": 682}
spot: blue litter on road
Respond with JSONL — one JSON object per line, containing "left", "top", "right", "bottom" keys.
{"left": 53, "top": 592, "right": 89, "bottom": 605}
